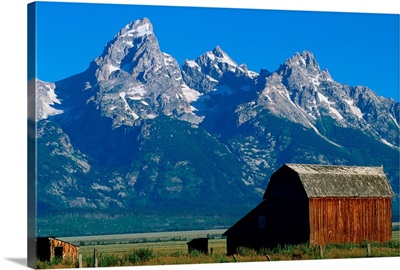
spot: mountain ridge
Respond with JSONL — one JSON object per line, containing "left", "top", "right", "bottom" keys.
{"left": 34, "top": 18, "right": 399, "bottom": 234}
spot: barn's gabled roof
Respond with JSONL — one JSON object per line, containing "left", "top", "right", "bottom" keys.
{"left": 283, "top": 164, "right": 394, "bottom": 198}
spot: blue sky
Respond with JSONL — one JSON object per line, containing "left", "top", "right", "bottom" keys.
{"left": 34, "top": 1, "right": 399, "bottom": 101}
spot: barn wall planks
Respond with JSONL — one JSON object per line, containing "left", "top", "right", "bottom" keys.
{"left": 309, "top": 197, "right": 392, "bottom": 245}
{"left": 50, "top": 238, "right": 79, "bottom": 263}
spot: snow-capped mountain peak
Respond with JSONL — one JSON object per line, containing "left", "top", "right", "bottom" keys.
{"left": 209, "top": 46, "right": 238, "bottom": 69}
{"left": 93, "top": 18, "right": 160, "bottom": 81}
{"left": 77, "top": 18, "right": 202, "bottom": 127}
{"left": 182, "top": 46, "right": 258, "bottom": 94}
{"left": 119, "top": 17, "right": 154, "bottom": 38}
{"left": 279, "top": 50, "right": 325, "bottom": 84}
{"left": 286, "top": 50, "right": 320, "bottom": 70}
{"left": 233, "top": 50, "right": 399, "bottom": 149}
{"left": 198, "top": 46, "right": 238, "bottom": 77}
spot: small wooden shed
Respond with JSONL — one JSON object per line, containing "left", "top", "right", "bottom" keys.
{"left": 36, "top": 237, "right": 79, "bottom": 263}
{"left": 187, "top": 238, "right": 208, "bottom": 254}
{"left": 223, "top": 164, "right": 394, "bottom": 254}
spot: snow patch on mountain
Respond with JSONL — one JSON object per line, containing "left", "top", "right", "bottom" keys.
{"left": 317, "top": 92, "right": 344, "bottom": 120}
{"left": 311, "top": 74, "right": 321, "bottom": 87}
{"left": 186, "top": 60, "right": 200, "bottom": 69}
{"left": 92, "top": 183, "right": 112, "bottom": 192}
{"left": 345, "top": 99, "right": 363, "bottom": 119}
{"left": 36, "top": 79, "right": 64, "bottom": 121}
{"left": 127, "top": 85, "right": 146, "bottom": 97}
{"left": 181, "top": 85, "right": 202, "bottom": 103}
{"left": 119, "top": 92, "right": 139, "bottom": 120}
{"left": 209, "top": 46, "right": 237, "bottom": 69}
{"left": 389, "top": 115, "right": 399, "bottom": 129}
{"left": 121, "top": 18, "right": 153, "bottom": 38}
{"left": 381, "top": 138, "right": 395, "bottom": 148}
{"left": 213, "top": 85, "right": 234, "bottom": 95}
{"left": 108, "top": 64, "right": 120, "bottom": 73}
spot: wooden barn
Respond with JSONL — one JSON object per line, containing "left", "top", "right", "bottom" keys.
{"left": 36, "top": 237, "right": 79, "bottom": 263}
{"left": 223, "top": 164, "right": 394, "bottom": 255}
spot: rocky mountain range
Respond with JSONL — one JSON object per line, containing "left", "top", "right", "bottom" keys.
{"left": 32, "top": 18, "right": 399, "bottom": 232}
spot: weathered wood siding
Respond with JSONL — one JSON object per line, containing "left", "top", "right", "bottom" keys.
{"left": 309, "top": 197, "right": 392, "bottom": 245}
{"left": 50, "top": 238, "right": 79, "bottom": 263}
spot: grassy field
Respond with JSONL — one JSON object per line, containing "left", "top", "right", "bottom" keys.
{"left": 37, "top": 227, "right": 400, "bottom": 268}
{"left": 59, "top": 229, "right": 226, "bottom": 246}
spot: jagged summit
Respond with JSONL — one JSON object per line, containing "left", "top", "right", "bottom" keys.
{"left": 277, "top": 50, "right": 333, "bottom": 90}
{"left": 285, "top": 50, "right": 320, "bottom": 70}
{"left": 210, "top": 46, "right": 238, "bottom": 67}
{"left": 233, "top": 49, "right": 399, "bottom": 150}
{"left": 118, "top": 17, "right": 154, "bottom": 38}
{"left": 182, "top": 46, "right": 257, "bottom": 93}
{"left": 198, "top": 46, "right": 238, "bottom": 75}
{"left": 50, "top": 17, "right": 201, "bottom": 129}
{"left": 279, "top": 50, "right": 331, "bottom": 78}
{"left": 93, "top": 18, "right": 159, "bottom": 81}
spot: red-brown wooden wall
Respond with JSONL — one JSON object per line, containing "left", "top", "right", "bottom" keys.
{"left": 308, "top": 197, "right": 392, "bottom": 245}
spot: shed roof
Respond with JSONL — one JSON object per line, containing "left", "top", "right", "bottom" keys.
{"left": 282, "top": 164, "right": 394, "bottom": 198}
{"left": 37, "top": 237, "right": 79, "bottom": 248}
